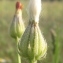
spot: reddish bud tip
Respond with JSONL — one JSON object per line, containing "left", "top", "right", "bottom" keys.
{"left": 16, "top": 1, "right": 23, "bottom": 9}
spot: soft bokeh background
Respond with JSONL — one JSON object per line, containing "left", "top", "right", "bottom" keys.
{"left": 0, "top": 0, "right": 63, "bottom": 63}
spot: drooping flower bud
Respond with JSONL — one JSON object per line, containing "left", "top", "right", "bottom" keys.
{"left": 18, "top": 22, "right": 47, "bottom": 62}
{"left": 10, "top": 2, "right": 25, "bottom": 39}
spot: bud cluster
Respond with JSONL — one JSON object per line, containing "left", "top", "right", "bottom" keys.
{"left": 18, "top": 0, "right": 47, "bottom": 63}
{"left": 10, "top": 1, "right": 47, "bottom": 63}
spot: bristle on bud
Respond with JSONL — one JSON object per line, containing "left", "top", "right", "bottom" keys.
{"left": 16, "top": 1, "right": 23, "bottom": 9}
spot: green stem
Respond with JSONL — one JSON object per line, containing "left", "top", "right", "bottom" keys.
{"left": 16, "top": 37, "right": 21, "bottom": 63}
{"left": 29, "top": 60, "right": 37, "bottom": 63}
{"left": 53, "top": 40, "right": 59, "bottom": 63}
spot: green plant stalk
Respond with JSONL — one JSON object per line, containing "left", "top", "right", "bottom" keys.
{"left": 16, "top": 37, "right": 21, "bottom": 63}
{"left": 53, "top": 37, "right": 60, "bottom": 63}
{"left": 29, "top": 60, "right": 37, "bottom": 63}
{"left": 51, "top": 30, "right": 60, "bottom": 63}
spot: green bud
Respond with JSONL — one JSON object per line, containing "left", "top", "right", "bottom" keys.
{"left": 10, "top": 1, "right": 25, "bottom": 39}
{"left": 10, "top": 12, "right": 25, "bottom": 39}
{"left": 18, "top": 21, "right": 47, "bottom": 62}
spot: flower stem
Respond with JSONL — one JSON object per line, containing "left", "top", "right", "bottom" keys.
{"left": 29, "top": 60, "right": 37, "bottom": 63}
{"left": 16, "top": 37, "right": 21, "bottom": 63}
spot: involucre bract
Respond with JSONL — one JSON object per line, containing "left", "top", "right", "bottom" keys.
{"left": 18, "top": 22, "right": 47, "bottom": 61}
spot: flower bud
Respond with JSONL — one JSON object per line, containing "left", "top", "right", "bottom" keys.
{"left": 10, "top": 2, "right": 25, "bottom": 39}
{"left": 18, "top": 22, "right": 47, "bottom": 62}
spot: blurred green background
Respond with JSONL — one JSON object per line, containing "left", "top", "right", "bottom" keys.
{"left": 0, "top": 0, "right": 63, "bottom": 63}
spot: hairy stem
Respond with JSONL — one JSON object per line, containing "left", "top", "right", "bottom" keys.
{"left": 16, "top": 37, "right": 21, "bottom": 63}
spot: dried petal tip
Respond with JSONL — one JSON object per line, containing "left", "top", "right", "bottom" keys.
{"left": 16, "top": 1, "right": 23, "bottom": 9}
